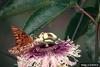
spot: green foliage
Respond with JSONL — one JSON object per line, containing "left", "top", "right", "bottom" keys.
{"left": 64, "top": 7, "right": 97, "bottom": 40}
{"left": 0, "top": 0, "right": 100, "bottom": 66}
{"left": 64, "top": 13, "right": 89, "bottom": 40}
{"left": 0, "top": 0, "right": 43, "bottom": 17}
{"left": 23, "top": 0, "right": 77, "bottom": 35}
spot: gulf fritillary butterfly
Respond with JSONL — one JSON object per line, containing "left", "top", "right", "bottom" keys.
{"left": 9, "top": 26, "right": 35, "bottom": 56}
{"left": 9, "top": 26, "right": 59, "bottom": 56}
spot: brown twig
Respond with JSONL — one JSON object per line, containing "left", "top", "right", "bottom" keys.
{"left": 95, "top": 23, "right": 100, "bottom": 62}
{"left": 75, "top": 4, "right": 97, "bottom": 25}
{"left": 95, "top": 1, "right": 100, "bottom": 62}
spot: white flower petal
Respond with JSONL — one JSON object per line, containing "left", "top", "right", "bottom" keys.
{"left": 50, "top": 56, "right": 58, "bottom": 67}
{"left": 41, "top": 56, "right": 50, "bottom": 67}
{"left": 65, "top": 57, "right": 77, "bottom": 66}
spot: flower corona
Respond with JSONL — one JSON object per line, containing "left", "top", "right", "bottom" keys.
{"left": 9, "top": 26, "right": 81, "bottom": 67}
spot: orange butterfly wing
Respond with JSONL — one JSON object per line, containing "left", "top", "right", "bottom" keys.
{"left": 9, "top": 26, "right": 34, "bottom": 56}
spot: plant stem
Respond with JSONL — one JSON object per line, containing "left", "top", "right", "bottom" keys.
{"left": 95, "top": 2, "right": 100, "bottom": 62}
{"left": 75, "top": 4, "right": 97, "bottom": 25}
{"left": 72, "top": 0, "right": 86, "bottom": 40}
{"left": 72, "top": 14, "right": 84, "bottom": 40}
{"left": 95, "top": 23, "right": 100, "bottom": 62}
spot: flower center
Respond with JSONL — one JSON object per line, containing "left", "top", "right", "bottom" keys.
{"left": 39, "top": 43, "right": 55, "bottom": 48}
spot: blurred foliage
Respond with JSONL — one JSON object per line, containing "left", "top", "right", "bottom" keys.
{"left": 0, "top": 0, "right": 100, "bottom": 67}
{"left": 23, "top": 0, "right": 77, "bottom": 35}
{"left": 0, "top": 0, "right": 43, "bottom": 17}
{"left": 64, "top": 12, "right": 89, "bottom": 40}
{"left": 64, "top": 7, "right": 97, "bottom": 40}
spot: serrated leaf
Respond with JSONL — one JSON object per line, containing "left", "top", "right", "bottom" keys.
{"left": 23, "top": 0, "right": 77, "bottom": 35}
{"left": 0, "top": 0, "right": 44, "bottom": 17}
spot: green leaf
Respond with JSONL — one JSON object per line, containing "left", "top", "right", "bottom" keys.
{"left": 84, "top": 7, "right": 98, "bottom": 18}
{"left": 64, "top": 13, "right": 89, "bottom": 40}
{"left": 0, "top": 0, "right": 44, "bottom": 18}
{"left": 23, "top": 0, "right": 77, "bottom": 35}
{"left": 64, "top": 7, "right": 97, "bottom": 40}
{"left": 83, "top": 0, "right": 97, "bottom": 8}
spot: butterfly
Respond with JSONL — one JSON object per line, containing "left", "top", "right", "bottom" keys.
{"left": 9, "top": 26, "right": 36, "bottom": 56}
{"left": 9, "top": 26, "right": 60, "bottom": 56}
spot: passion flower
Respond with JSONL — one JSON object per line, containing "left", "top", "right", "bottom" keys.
{"left": 9, "top": 26, "right": 81, "bottom": 67}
